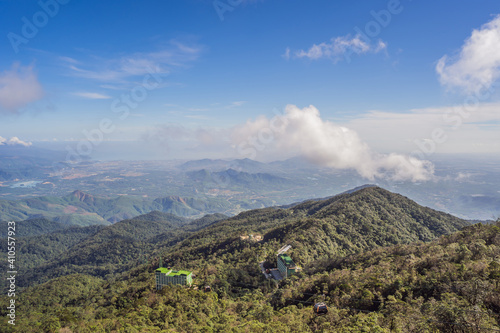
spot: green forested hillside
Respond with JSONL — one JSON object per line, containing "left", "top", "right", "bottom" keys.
{"left": 0, "top": 218, "right": 68, "bottom": 238}
{"left": 1, "top": 220, "right": 498, "bottom": 332}
{"left": 8, "top": 212, "right": 228, "bottom": 288}
{"left": 0, "top": 224, "right": 103, "bottom": 271}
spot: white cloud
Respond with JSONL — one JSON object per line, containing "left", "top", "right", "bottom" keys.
{"left": 143, "top": 101, "right": 500, "bottom": 173}
{"left": 436, "top": 15, "right": 500, "bottom": 94}
{"left": 232, "top": 105, "right": 434, "bottom": 181}
{"left": 290, "top": 34, "right": 387, "bottom": 63}
{"left": 0, "top": 136, "right": 32, "bottom": 147}
{"left": 0, "top": 63, "right": 44, "bottom": 113}
{"left": 72, "top": 92, "right": 112, "bottom": 99}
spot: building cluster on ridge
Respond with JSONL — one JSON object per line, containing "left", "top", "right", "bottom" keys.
{"left": 155, "top": 246, "right": 297, "bottom": 290}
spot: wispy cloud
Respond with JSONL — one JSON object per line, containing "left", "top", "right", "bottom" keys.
{"left": 0, "top": 136, "right": 32, "bottom": 147}
{"left": 72, "top": 92, "right": 112, "bottom": 99}
{"left": 62, "top": 40, "right": 204, "bottom": 83}
{"left": 0, "top": 63, "right": 44, "bottom": 113}
{"left": 59, "top": 56, "right": 79, "bottom": 64}
{"left": 286, "top": 34, "right": 387, "bottom": 63}
{"left": 227, "top": 101, "right": 246, "bottom": 108}
{"left": 185, "top": 115, "right": 209, "bottom": 120}
{"left": 165, "top": 101, "right": 246, "bottom": 114}
{"left": 436, "top": 15, "right": 500, "bottom": 94}
{"left": 188, "top": 107, "right": 210, "bottom": 112}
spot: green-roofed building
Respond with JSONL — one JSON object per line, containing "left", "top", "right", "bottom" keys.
{"left": 156, "top": 268, "right": 193, "bottom": 289}
{"left": 277, "top": 254, "right": 296, "bottom": 279}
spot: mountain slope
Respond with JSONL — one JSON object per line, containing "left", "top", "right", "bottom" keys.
{"left": 275, "top": 221, "right": 500, "bottom": 332}
{"left": 0, "top": 224, "right": 103, "bottom": 272}
{"left": 268, "top": 186, "right": 469, "bottom": 262}
{"left": 0, "top": 218, "right": 68, "bottom": 237}
{"left": 165, "top": 186, "right": 468, "bottom": 263}
{"left": 3, "top": 213, "right": 497, "bottom": 332}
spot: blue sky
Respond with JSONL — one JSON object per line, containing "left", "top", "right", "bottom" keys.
{"left": 0, "top": 0, "right": 500, "bottom": 170}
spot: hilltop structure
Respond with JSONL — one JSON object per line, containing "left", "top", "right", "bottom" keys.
{"left": 155, "top": 268, "right": 193, "bottom": 289}
{"left": 277, "top": 254, "right": 296, "bottom": 279}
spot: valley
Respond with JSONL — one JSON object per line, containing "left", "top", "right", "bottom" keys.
{"left": 1, "top": 152, "right": 500, "bottom": 223}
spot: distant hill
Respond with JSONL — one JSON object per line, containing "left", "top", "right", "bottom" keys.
{"left": 153, "top": 196, "right": 233, "bottom": 217}
{"left": 268, "top": 156, "right": 321, "bottom": 171}
{"left": 0, "top": 190, "right": 238, "bottom": 225}
{"left": 178, "top": 158, "right": 232, "bottom": 171}
{"left": 179, "top": 158, "right": 270, "bottom": 173}
{"left": 187, "top": 168, "right": 290, "bottom": 189}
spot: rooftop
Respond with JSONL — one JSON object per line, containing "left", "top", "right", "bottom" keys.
{"left": 156, "top": 268, "right": 192, "bottom": 276}
{"left": 278, "top": 254, "right": 296, "bottom": 267}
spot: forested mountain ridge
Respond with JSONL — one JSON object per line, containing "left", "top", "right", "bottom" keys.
{"left": 159, "top": 186, "right": 469, "bottom": 270}
{"left": 1, "top": 217, "right": 497, "bottom": 332}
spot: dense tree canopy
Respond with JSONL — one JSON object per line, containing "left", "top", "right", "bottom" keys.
{"left": 1, "top": 187, "right": 497, "bottom": 332}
